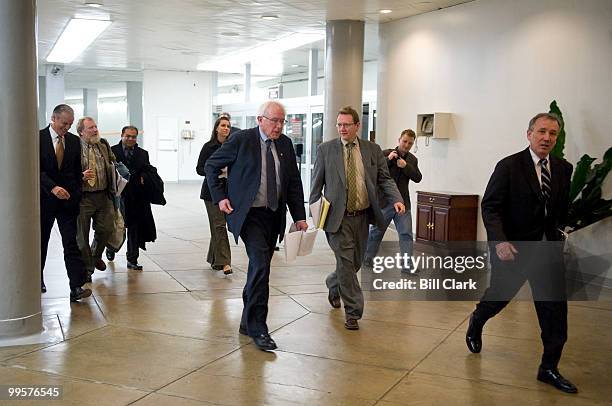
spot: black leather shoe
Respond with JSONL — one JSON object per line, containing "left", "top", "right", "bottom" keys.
{"left": 239, "top": 325, "right": 248, "bottom": 336}
{"left": 41, "top": 281, "right": 47, "bottom": 293}
{"left": 466, "top": 313, "right": 484, "bottom": 353}
{"left": 537, "top": 367, "right": 578, "bottom": 393}
{"left": 253, "top": 334, "right": 277, "bottom": 351}
{"left": 106, "top": 249, "right": 115, "bottom": 261}
{"left": 127, "top": 261, "right": 143, "bottom": 270}
{"left": 328, "top": 289, "right": 341, "bottom": 309}
{"left": 70, "top": 287, "right": 92, "bottom": 302}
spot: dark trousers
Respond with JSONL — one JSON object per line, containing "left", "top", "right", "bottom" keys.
{"left": 204, "top": 200, "right": 231, "bottom": 267}
{"left": 126, "top": 224, "right": 139, "bottom": 263}
{"left": 41, "top": 203, "right": 87, "bottom": 289}
{"left": 474, "top": 243, "right": 568, "bottom": 369}
{"left": 239, "top": 207, "right": 279, "bottom": 337}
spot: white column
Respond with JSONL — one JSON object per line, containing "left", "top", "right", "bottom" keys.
{"left": 243, "top": 63, "right": 251, "bottom": 102}
{"left": 44, "top": 64, "right": 65, "bottom": 123}
{"left": 83, "top": 88, "right": 98, "bottom": 120}
{"left": 0, "top": 0, "right": 42, "bottom": 337}
{"left": 323, "top": 20, "right": 364, "bottom": 141}
{"left": 127, "top": 81, "right": 143, "bottom": 143}
{"left": 308, "top": 48, "right": 319, "bottom": 96}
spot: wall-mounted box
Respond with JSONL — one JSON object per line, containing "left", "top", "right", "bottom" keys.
{"left": 416, "top": 112, "right": 453, "bottom": 139}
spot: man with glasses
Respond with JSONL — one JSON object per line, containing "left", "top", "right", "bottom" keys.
{"left": 310, "top": 106, "right": 405, "bottom": 330}
{"left": 205, "top": 101, "right": 307, "bottom": 351}
{"left": 107, "top": 126, "right": 152, "bottom": 270}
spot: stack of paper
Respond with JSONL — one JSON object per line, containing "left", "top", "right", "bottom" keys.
{"left": 310, "top": 196, "right": 330, "bottom": 229}
{"left": 284, "top": 224, "right": 318, "bottom": 263}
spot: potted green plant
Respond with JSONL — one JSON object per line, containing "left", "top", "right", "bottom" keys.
{"left": 548, "top": 101, "right": 612, "bottom": 296}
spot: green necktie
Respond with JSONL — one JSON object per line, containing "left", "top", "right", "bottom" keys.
{"left": 346, "top": 142, "right": 358, "bottom": 212}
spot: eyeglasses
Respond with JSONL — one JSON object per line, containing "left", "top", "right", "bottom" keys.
{"left": 123, "top": 135, "right": 138, "bottom": 139}
{"left": 336, "top": 123, "right": 355, "bottom": 129}
{"left": 262, "top": 116, "right": 286, "bottom": 126}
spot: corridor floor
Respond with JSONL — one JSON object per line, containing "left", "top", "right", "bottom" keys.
{"left": 1, "top": 182, "right": 610, "bottom": 405}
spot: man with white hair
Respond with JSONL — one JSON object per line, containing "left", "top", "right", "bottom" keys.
{"left": 205, "top": 101, "right": 307, "bottom": 351}
{"left": 76, "top": 117, "right": 116, "bottom": 280}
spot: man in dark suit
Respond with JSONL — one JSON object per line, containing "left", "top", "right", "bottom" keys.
{"left": 205, "top": 101, "right": 307, "bottom": 351}
{"left": 40, "top": 104, "right": 91, "bottom": 302}
{"left": 364, "top": 129, "right": 422, "bottom": 272}
{"left": 309, "top": 106, "right": 404, "bottom": 330}
{"left": 466, "top": 113, "right": 576, "bottom": 393}
{"left": 109, "top": 125, "right": 151, "bottom": 270}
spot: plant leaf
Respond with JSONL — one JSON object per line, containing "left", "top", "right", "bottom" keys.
{"left": 569, "top": 154, "right": 596, "bottom": 202}
{"left": 549, "top": 100, "right": 566, "bottom": 160}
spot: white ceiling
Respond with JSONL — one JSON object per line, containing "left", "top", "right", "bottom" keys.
{"left": 37, "top": 0, "right": 472, "bottom": 86}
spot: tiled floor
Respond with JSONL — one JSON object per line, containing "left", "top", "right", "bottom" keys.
{"left": 1, "top": 182, "right": 610, "bottom": 405}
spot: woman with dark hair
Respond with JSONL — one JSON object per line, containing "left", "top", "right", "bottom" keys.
{"left": 196, "top": 116, "right": 232, "bottom": 275}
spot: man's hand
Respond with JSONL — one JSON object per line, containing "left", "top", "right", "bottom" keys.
{"left": 495, "top": 242, "right": 518, "bottom": 261}
{"left": 396, "top": 158, "right": 407, "bottom": 168}
{"left": 387, "top": 150, "right": 398, "bottom": 161}
{"left": 218, "top": 198, "right": 233, "bottom": 214}
{"left": 51, "top": 186, "right": 70, "bottom": 200}
{"left": 295, "top": 220, "right": 308, "bottom": 231}
{"left": 82, "top": 169, "right": 95, "bottom": 181}
{"left": 393, "top": 201, "right": 406, "bottom": 214}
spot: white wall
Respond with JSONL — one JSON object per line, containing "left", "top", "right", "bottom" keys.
{"left": 377, "top": 0, "right": 612, "bottom": 239}
{"left": 143, "top": 70, "right": 213, "bottom": 182}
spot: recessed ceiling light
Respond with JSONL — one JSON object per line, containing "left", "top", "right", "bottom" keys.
{"left": 261, "top": 14, "right": 279, "bottom": 20}
{"left": 84, "top": 0, "right": 104, "bottom": 7}
{"left": 379, "top": 9, "right": 392, "bottom": 14}
{"left": 291, "top": 64, "right": 300, "bottom": 68}
{"left": 221, "top": 32, "right": 240, "bottom": 37}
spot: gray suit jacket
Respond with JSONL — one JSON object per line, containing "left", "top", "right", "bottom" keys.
{"left": 309, "top": 138, "right": 403, "bottom": 233}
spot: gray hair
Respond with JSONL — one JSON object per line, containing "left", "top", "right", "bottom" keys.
{"left": 257, "top": 100, "right": 286, "bottom": 117}
{"left": 52, "top": 104, "right": 74, "bottom": 118}
{"left": 76, "top": 116, "right": 96, "bottom": 135}
{"left": 528, "top": 113, "right": 561, "bottom": 131}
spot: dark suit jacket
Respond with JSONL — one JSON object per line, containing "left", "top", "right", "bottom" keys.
{"left": 40, "top": 126, "right": 83, "bottom": 214}
{"left": 482, "top": 147, "right": 573, "bottom": 243}
{"left": 204, "top": 127, "right": 306, "bottom": 243}
{"left": 381, "top": 147, "right": 422, "bottom": 210}
{"left": 112, "top": 142, "right": 157, "bottom": 247}
{"left": 309, "top": 138, "right": 403, "bottom": 233}
{"left": 196, "top": 138, "right": 224, "bottom": 201}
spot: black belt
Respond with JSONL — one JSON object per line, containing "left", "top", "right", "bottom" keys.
{"left": 345, "top": 209, "right": 367, "bottom": 217}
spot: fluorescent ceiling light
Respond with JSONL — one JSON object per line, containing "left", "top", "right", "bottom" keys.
{"left": 261, "top": 14, "right": 279, "bottom": 20}
{"left": 198, "top": 31, "right": 324, "bottom": 74}
{"left": 46, "top": 18, "right": 112, "bottom": 64}
{"left": 379, "top": 9, "right": 393, "bottom": 14}
{"left": 85, "top": 0, "right": 104, "bottom": 7}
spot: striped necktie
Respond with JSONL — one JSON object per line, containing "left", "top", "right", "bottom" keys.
{"left": 540, "top": 158, "right": 551, "bottom": 214}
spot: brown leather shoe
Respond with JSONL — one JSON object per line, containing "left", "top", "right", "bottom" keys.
{"left": 328, "top": 289, "right": 341, "bottom": 309}
{"left": 94, "top": 258, "right": 106, "bottom": 271}
{"left": 344, "top": 319, "right": 359, "bottom": 330}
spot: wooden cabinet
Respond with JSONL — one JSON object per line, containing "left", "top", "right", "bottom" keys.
{"left": 416, "top": 191, "right": 479, "bottom": 243}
